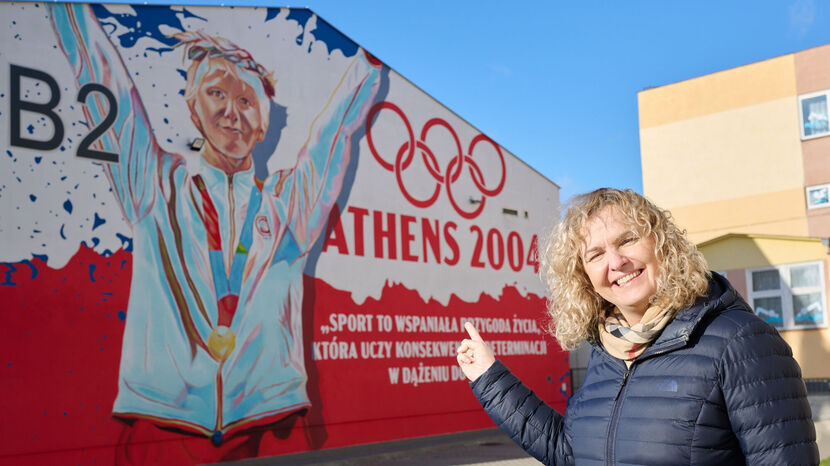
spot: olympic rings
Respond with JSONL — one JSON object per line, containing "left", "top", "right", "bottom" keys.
{"left": 468, "top": 134, "right": 505, "bottom": 196}
{"left": 395, "top": 140, "right": 441, "bottom": 208}
{"left": 367, "top": 102, "right": 414, "bottom": 172}
{"left": 445, "top": 156, "right": 486, "bottom": 219}
{"left": 365, "top": 101, "right": 506, "bottom": 219}
{"left": 420, "top": 118, "right": 463, "bottom": 184}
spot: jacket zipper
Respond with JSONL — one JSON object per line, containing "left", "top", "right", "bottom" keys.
{"left": 226, "top": 175, "right": 236, "bottom": 277}
{"left": 606, "top": 366, "right": 632, "bottom": 465}
{"left": 215, "top": 174, "right": 236, "bottom": 436}
{"left": 639, "top": 339, "right": 687, "bottom": 360}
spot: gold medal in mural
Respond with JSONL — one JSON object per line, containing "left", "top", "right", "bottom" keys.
{"left": 207, "top": 326, "right": 236, "bottom": 362}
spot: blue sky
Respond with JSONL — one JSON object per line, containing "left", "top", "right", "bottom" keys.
{"left": 53, "top": 1, "right": 830, "bottom": 201}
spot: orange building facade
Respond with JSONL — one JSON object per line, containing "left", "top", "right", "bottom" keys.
{"left": 639, "top": 44, "right": 830, "bottom": 381}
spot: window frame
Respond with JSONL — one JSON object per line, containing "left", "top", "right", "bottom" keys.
{"left": 798, "top": 89, "right": 830, "bottom": 140}
{"left": 746, "top": 260, "right": 828, "bottom": 331}
{"left": 806, "top": 183, "right": 830, "bottom": 210}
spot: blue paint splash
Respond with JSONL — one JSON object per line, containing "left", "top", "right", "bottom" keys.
{"left": 276, "top": 8, "right": 358, "bottom": 57}
{"left": 92, "top": 213, "right": 106, "bottom": 230}
{"left": 88, "top": 264, "right": 96, "bottom": 283}
{"left": 63, "top": 199, "right": 73, "bottom": 214}
{"left": 265, "top": 7, "right": 281, "bottom": 22}
{"left": 559, "top": 373, "right": 570, "bottom": 398}
{"left": 91, "top": 4, "right": 206, "bottom": 50}
{"left": 308, "top": 17, "right": 358, "bottom": 57}
{"left": 21, "top": 260, "right": 38, "bottom": 280}
{"left": 116, "top": 233, "right": 133, "bottom": 252}
{"left": 117, "top": 310, "right": 126, "bottom": 321}
{"left": 284, "top": 9, "right": 311, "bottom": 31}
{"left": 1, "top": 264, "right": 17, "bottom": 286}
{"left": 146, "top": 46, "right": 175, "bottom": 57}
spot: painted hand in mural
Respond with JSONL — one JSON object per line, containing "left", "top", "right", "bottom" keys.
{"left": 456, "top": 322, "right": 496, "bottom": 382}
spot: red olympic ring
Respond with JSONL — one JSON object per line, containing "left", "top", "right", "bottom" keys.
{"left": 420, "top": 118, "right": 464, "bottom": 184}
{"left": 366, "top": 102, "right": 506, "bottom": 219}
{"left": 467, "top": 134, "right": 505, "bottom": 196}
{"left": 445, "top": 156, "right": 486, "bottom": 219}
{"left": 367, "top": 102, "right": 414, "bottom": 172}
{"left": 395, "top": 140, "right": 442, "bottom": 208}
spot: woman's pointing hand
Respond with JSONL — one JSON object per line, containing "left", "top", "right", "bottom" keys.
{"left": 456, "top": 321, "right": 496, "bottom": 382}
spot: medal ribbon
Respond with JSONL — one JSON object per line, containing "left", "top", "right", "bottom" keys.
{"left": 193, "top": 174, "right": 262, "bottom": 361}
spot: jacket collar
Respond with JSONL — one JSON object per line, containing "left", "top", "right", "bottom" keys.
{"left": 591, "top": 273, "right": 750, "bottom": 362}
{"left": 639, "top": 272, "right": 747, "bottom": 358}
{"left": 189, "top": 153, "right": 256, "bottom": 193}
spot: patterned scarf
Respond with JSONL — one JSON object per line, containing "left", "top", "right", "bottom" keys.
{"left": 598, "top": 305, "right": 673, "bottom": 367}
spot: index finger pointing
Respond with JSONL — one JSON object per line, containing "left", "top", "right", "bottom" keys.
{"left": 464, "top": 321, "right": 483, "bottom": 342}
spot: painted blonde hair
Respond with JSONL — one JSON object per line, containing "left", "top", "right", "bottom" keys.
{"left": 540, "top": 188, "right": 710, "bottom": 350}
{"left": 176, "top": 31, "right": 274, "bottom": 134}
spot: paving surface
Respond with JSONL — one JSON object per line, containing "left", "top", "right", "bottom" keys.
{"left": 812, "top": 395, "right": 830, "bottom": 459}
{"left": 219, "top": 396, "right": 830, "bottom": 465}
{"left": 218, "top": 428, "right": 539, "bottom": 466}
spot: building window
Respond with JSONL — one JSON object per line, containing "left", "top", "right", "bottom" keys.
{"left": 746, "top": 261, "right": 827, "bottom": 330}
{"left": 806, "top": 183, "right": 830, "bottom": 210}
{"left": 799, "top": 91, "right": 830, "bottom": 139}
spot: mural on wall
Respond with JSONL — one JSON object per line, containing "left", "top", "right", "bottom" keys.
{"left": 48, "top": 3, "right": 382, "bottom": 444}
{"left": 0, "top": 2, "right": 566, "bottom": 465}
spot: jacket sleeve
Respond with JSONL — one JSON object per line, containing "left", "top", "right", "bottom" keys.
{"left": 719, "top": 315, "right": 819, "bottom": 465}
{"left": 50, "top": 4, "right": 163, "bottom": 224}
{"left": 471, "top": 360, "right": 571, "bottom": 465}
{"left": 269, "top": 49, "right": 381, "bottom": 264}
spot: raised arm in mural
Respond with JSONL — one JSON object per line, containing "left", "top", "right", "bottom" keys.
{"left": 255, "top": 34, "right": 382, "bottom": 266}
{"left": 50, "top": 4, "right": 162, "bottom": 222}
{"left": 51, "top": 4, "right": 379, "bottom": 259}
{"left": 48, "top": 2, "right": 383, "bottom": 449}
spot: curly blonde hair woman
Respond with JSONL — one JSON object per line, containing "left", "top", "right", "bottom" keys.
{"left": 541, "top": 187, "right": 709, "bottom": 350}
{"left": 457, "top": 188, "right": 818, "bottom": 465}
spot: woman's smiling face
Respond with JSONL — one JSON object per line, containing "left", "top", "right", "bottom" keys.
{"left": 191, "top": 59, "right": 265, "bottom": 160}
{"left": 581, "top": 206, "right": 659, "bottom": 324}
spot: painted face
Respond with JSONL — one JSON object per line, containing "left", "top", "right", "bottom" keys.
{"left": 190, "top": 60, "right": 265, "bottom": 160}
{"left": 581, "top": 206, "right": 659, "bottom": 323}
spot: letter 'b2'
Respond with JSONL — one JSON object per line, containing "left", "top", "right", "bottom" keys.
{"left": 10, "top": 64, "right": 64, "bottom": 151}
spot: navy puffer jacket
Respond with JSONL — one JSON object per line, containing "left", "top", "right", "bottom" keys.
{"left": 472, "top": 274, "right": 819, "bottom": 465}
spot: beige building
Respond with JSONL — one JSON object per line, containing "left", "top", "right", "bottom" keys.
{"left": 639, "top": 44, "right": 830, "bottom": 381}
